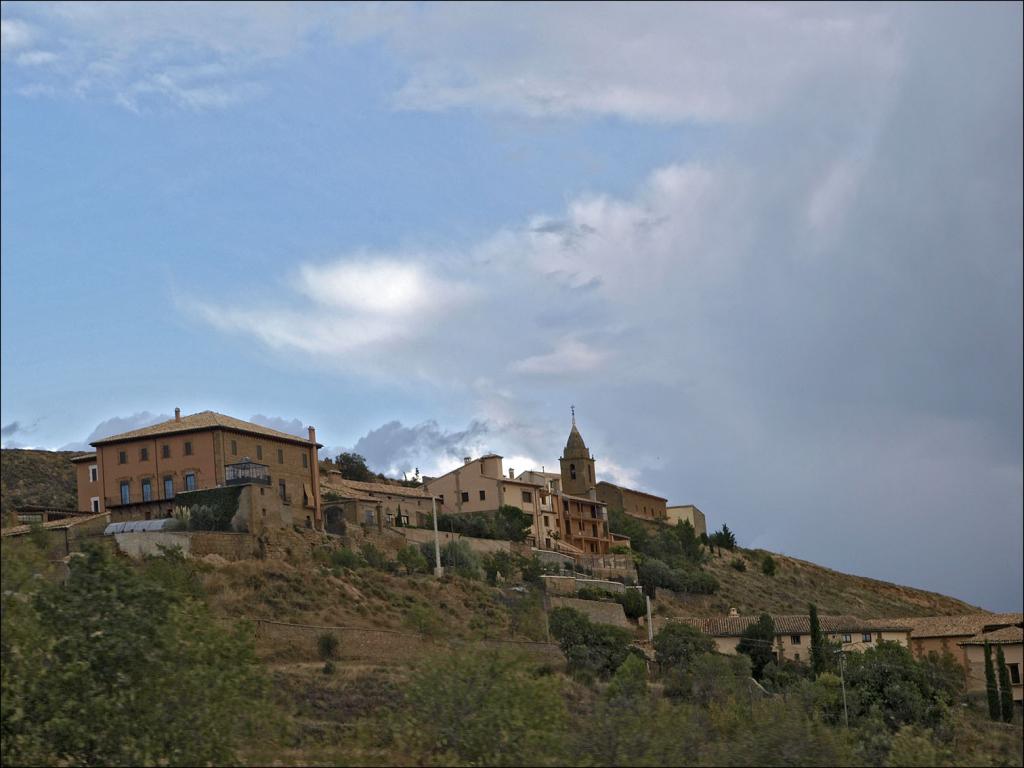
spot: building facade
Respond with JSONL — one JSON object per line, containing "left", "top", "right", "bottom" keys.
{"left": 321, "top": 472, "right": 435, "bottom": 533}
{"left": 71, "top": 409, "right": 323, "bottom": 530}
{"left": 895, "top": 613, "right": 1024, "bottom": 673}
{"left": 596, "top": 481, "right": 668, "bottom": 522}
{"left": 674, "top": 613, "right": 911, "bottom": 663}
{"left": 665, "top": 504, "right": 707, "bottom": 537}
{"left": 959, "top": 627, "right": 1023, "bottom": 704}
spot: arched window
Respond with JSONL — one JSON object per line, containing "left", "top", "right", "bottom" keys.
{"left": 570, "top": 463, "right": 577, "bottom": 480}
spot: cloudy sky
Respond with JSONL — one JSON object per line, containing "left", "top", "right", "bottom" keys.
{"left": 2, "top": 2, "right": 1020, "bottom": 610}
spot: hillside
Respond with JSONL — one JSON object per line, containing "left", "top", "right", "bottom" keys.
{"left": 652, "top": 546, "right": 981, "bottom": 620}
{"left": 0, "top": 449, "right": 79, "bottom": 525}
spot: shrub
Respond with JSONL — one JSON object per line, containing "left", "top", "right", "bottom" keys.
{"left": 359, "top": 543, "right": 391, "bottom": 571}
{"left": 519, "top": 555, "right": 543, "bottom": 583}
{"left": 730, "top": 557, "right": 747, "bottom": 571}
{"left": 619, "top": 588, "right": 647, "bottom": 621}
{"left": 318, "top": 632, "right": 340, "bottom": 661}
{"left": 549, "top": 607, "right": 633, "bottom": 681}
{"left": 654, "top": 622, "right": 715, "bottom": 670}
{"left": 397, "top": 545, "right": 429, "bottom": 575}
{"left": 404, "top": 604, "right": 442, "bottom": 637}
{"left": 737, "top": 613, "right": 776, "bottom": 679}
{"left": 329, "top": 547, "right": 363, "bottom": 570}
{"left": 440, "top": 540, "right": 480, "bottom": 579}
{"left": 761, "top": 554, "right": 777, "bottom": 576}
{"left": 321, "top": 660, "right": 336, "bottom": 675}
{"left": 481, "top": 550, "right": 516, "bottom": 584}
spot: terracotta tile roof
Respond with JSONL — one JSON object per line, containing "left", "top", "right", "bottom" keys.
{"left": 959, "top": 626, "right": 1023, "bottom": 646}
{"left": 322, "top": 472, "right": 432, "bottom": 499}
{"left": 890, "top": 613, "right": 1023, "bottom": 639}
{"left": 69, "top": 453, "right": 97, "bottom": 463}
{"left": 90, "top": 411, "right": 320, "bottom": 448}
{"left": 1, "top": 512, "right": 109, "bottom": 538}
{"left": 674, "top": 614, "right": 911, "bottom": 637}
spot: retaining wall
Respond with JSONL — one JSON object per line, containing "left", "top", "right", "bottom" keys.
{"left": 541, "top": 575, "right": 628, "bottom": 596}
{"left": 548, "top": 596, "right": 632, "bottom": 629}
{"left": 400, "top": 527, "right": 513, "bottom": 555}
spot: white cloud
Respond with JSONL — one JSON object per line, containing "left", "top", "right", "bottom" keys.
{"left": 1, "top": 18, "right": 34, "bottom": 53}
{"left": 15, "top": 49, "right": 57, "bottom": 66}
{"left": 511, "top": 338, "right": 608, "bottom": 376}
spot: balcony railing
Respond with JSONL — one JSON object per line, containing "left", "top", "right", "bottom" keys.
{"left": 225, "top": 459, "right": 272, "bottom": 486}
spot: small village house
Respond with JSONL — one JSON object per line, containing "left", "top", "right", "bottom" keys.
{"left": 959, "top": 626, "right": 1023, "bottom": 705}
{"left": 321, "top": 472, "right": 435, "bottom": 533}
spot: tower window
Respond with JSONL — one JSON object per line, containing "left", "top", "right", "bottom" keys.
{"left": 570, "top": 463, "right": 576, "bottom": 480}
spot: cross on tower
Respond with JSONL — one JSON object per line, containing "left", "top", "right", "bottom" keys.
{"left": 571, "top": 404, "right": 575, "bottom": 425}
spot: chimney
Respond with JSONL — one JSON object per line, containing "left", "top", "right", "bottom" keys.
{"left": 308, "top": 425, "right": 316, "bottom": 444}
{"left": 174, "top": 407, "right": 181, "bottom": 422}
{"left": 508, "top": 468, "right": 515, "bottom": 479}
{"left": 728, "top": 607, "right": 739, "bottom": 618}
{"left": 464, "top": 457, "right": 471, "bottom": 465}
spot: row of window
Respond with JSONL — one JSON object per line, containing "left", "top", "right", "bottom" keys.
{"left": 789, "top": 632, "right": 874, "bottom": 645}
{"left": 119, "top": 442, "right": 194, "bottom": 464}
{"left": 115, "top": 440, "right": 309, "bottom": 468}
{"left": 119, "top": 473, "right": 197, "bottom": 505}
{"left": 228, "top": 440, "right": 308, "bottom": 468}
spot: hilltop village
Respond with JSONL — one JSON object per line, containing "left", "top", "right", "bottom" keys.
{"left": 3, "top": 405, "right": 1021, "bottom": 722}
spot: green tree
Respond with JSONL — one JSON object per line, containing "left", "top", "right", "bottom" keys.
{"left": 654, "top": 622, "right": 715, "bottom": 671}
{"left": 762, "top": 553, "right": 777, "bottom": 576}
{"left": 494, "top": 505, "right": 533, "bottom": 542}
{"left": 809, "top": 603, "right": 827, "bottom": 676}
{"left": 334, "top": 451, "right": 375, "bottom": 481}
{"left": 619, "top": 587, "right": 646, "bottom": 620}
{"left": 737, "top": 613, "right": 776, "bottom": 679}
{"left": 995, "top": 645, "right": 1014, "bottom": 723}
{"left": 401, "top": 649, "right": 566, "bottom": 766}
{"left": 396, "top": 544, "right": 429, "bottom": 575}
{"left": 1, "top": 544, "right": 268, "bottom": 766}
{"left": 548, "top": 607, "right": 633, "bottom": 681}
{"left": 984, "top": 641, "right": 1000, "bottom": 721}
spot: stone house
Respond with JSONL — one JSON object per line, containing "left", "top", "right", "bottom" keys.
{"left": 321, "top": 472, "right": 435, "bottom": 533}
{"left": 959, "top": 626, "right": 1023, "bottom": 705}
{"left": 665, "top": 504, "right": 707, "bottom": 537}
{"left": 893, "top": 613, "right": 1023, "bottom": 673}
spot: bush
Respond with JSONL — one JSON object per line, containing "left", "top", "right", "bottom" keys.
{"left": 440, "top": 540, "right": 480, "bottom": 579}
{"left": 318, "top": 632, "right": 339, "bottom": 661}
{"left": 519, "top": 555, "right": 543, "bottom": 583}
{"left": 619, "top": 588, "right": 647, "bottom": 621}
{"left": 329, "top": 547, "right": 363, "bottom": 570}
{"left": 654, "top": 622, "right": 715, "bottom": 670}
{"left": 359, "top": 543, "right": 391, "bottom": 571}
{"left": 549, "top": 607, "right": 633, "bottom": 681}
{"left": 730, "top": 557, "right": 747, "bottom": 571}
{"left": 397, "top": 545, "right": 429, "bottom": 575}
{"left": 481, "top": 550, "right": 516, "bottom": 584}
{"left": 737, "top": 613, "right": 776, "bottom": 679}
{"left": 321, "top": 660, "right": 336, "bottom": 675}
{"left": 762, "top": 554, "right": 777, "bottom": 576}
{"left": 404, "top": 604, "right": 442, "bottom": 636}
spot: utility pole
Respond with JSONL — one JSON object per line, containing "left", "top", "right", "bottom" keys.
{"left": 645, "top": 592, "right": 654, "bottom": 642}
{"left": 836, "top": 649, "right": 849, "bottom": 727}
{"left": 431, "top": 496, "right": 443, "bottom": 578}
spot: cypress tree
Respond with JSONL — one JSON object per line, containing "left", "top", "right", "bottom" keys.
{"left": 984, "top": 641, "right": 1000, "bottom": 721}
{"left": 809, "top": 603, "right": 825, "bottom": 676}
{"left": 995, "top": 645, "right": 1014, "bottom": 723}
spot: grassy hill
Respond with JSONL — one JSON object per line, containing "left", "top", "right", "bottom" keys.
{"left": 653, "top": 546, "right": 981, "bottom": 619}
{"left": 0, "top": 449, "right": 80, "bottom": 525}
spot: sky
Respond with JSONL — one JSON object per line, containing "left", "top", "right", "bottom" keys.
{"left": 1, "top": 2, "right": 1021, "bottom": 611}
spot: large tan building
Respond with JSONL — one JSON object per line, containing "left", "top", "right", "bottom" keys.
{"left": 71, "top": 409, "right": 324, "bottom": 530}
{"left": 596, "top": 481, "right": 667, "bottom": 522}
{"left": 423, "top": 454, "right": 543, "bottom": 519}
{"left": 675, "top": 613, "right": 911, "bottom": 663}
{"left": 666, "top": 504, "right": 707, "bottom": 536}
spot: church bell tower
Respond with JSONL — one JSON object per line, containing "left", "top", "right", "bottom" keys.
{"left": 559, "top": 406, "right": 596, "bottom": 498}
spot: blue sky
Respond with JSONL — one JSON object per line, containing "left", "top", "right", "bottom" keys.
{"left": 2, "top": 2, "right": 1021, "bottom": 611}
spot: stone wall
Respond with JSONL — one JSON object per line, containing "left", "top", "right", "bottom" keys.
{"left": 112, "top": 530, "right": 257, "bottom": 560}
{"left": 578, "top": 553, "right": 636, "bottom": 581}
{"left": 114, "top": 531, "right": 192, "bottom": 558}
{"left": 399, "top": 527, "right": 513, "bottom": 555}
{"left": 548, "top": 596, "right": 632, "bottom": 629}
{"left": 541, "top": 574, "right": 628, "bottom": 596}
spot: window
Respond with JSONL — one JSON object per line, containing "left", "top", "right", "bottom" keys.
{"left": 89, "top": 465, "right": 98, "bottom": 482}
{"left": 184, "top": 441, "right": 193, "bottom": 456}
{"left": 141, "top": 478, "right": 152, "bottom": 502}
{"left": 90, "top": 497, "right": 100, "bottom": 513}
{"left": 118, "top": 450, "right": 127, "bottom": 465}
{"left": 591, "top": 523, "right": 597, "bottom": 537}
{"left": 164, "top": 476, "right": 174, "bottom": 499}
{"left": 1009, "top": 663, "right": 1021, "bottom": 685}
{"left": 140, "top": 447, "right": 149, "bottom": 461}
{"left": 278, "top": 448, "right": 284, "bottom": 464}
{"left": 256, "top": 445, "right": 263, "bottom": 460}
{"left": 479, "top": 490, "right": 486, "bottom": 501}
{"left": 162, "top": 444, "right": 170, "bottom": 459}
{"left": 120, "top": 481, "right": 130, "bottom": 505}
{"left": 563, "top": 499, "right": 569, "bottom": 512}
{"left": 185, "top": 472, "right": 196, "bottom": 491}
{"left": 279, "top": 480, "right": 287, "bottom": 500}
{"left": 522, "top": 490, "right": 533, "bottom": 503}
{"left": 862, "top": 632, "right": 872, "bottom": 643}
{"left": 231, "top": 439, "right": 237, "bottom": 455}
{"left": 461, "top": 491, "right": 469, "bottom": 502}
{"left": 544, "top": 515, "right": 550, "bottom": 527}
{"left": 438, "top": 494, "right": 444, "bottom": 505}
{"left": 842, "top": 634, "right": 852, "bottom": 643}
{"left": 570, "top": 463, "right": 577, "bottom": 480}
{"left": 302, "top": 453, "right": 308, "bottom": 468}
